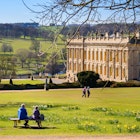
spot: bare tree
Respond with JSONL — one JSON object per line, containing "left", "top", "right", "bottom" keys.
{"left": 22, "top": 0, "right": 140, "bottom": 25}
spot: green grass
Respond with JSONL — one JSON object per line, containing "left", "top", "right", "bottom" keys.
{"left": 0, "top": 37, "right": 65, "bottom": 75}
{"left": 0, "top": 88, "right": 140, "bottom": 136}
{"left": 0, "top": 38, "right": 64, "bottom": 53}
{"left": 0, "top": 38, "right": 31, "bottom": 53}
{"left": 0, "top": 79, "right": 44, "bottom": 85}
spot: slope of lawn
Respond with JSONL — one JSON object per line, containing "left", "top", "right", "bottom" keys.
{"left": 0, "top": 87, "right": 140, "bottom": 136}
{"left": 0, "top": 37, "right": 65, "bottom": 75}
{"left": 0, "top": 38, "right": 63, "bottom": 53}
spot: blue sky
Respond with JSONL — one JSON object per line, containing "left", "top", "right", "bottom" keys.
{"left": 0, "top": 0, "right": 40, "bottom": 23}
{"left": 0, "top": 0, "right": 111, "bottom": 25}
{"left": 0, "top": 0, "right": 138, "bottom": 25}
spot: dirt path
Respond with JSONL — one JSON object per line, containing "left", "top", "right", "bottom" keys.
{"left": 0, "top": 135, "right": 140, "bottom": 140}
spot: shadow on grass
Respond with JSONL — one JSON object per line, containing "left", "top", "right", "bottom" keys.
{"left": 19, "top": 126, "right": 57, "bottom": 129}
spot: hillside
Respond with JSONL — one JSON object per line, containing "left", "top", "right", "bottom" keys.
{"left": 0, "top": 36, "right": 66, "bottom": 78}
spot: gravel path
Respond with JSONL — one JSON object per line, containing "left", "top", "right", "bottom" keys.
{"left": 0, "top": 135, "right": 140, "bottom": 140}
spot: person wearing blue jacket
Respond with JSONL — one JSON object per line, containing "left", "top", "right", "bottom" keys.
{"left": 18, "top": 104, "right": 29, "bottom": 127}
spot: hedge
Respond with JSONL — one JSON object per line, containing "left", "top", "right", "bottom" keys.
{"left": 0, "top": 80, "right": 140, "bottom": 90}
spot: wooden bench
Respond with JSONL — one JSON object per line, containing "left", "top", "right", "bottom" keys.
{"left": 10, "top": 118, "right": 43, "bottom": 128}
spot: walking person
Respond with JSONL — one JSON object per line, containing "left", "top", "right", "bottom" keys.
{"left": 82, "top": 86, "right": 86, "bottom": 97}
{"left": 87, "top": 86, "right": 90, "bottom": 97}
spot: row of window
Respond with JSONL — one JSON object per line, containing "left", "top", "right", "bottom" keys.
{"left": 68, "top": 48, "right": 127, "bottom": 63}
{"left": 68, "top": 62, "right": 126, "bottom": 78}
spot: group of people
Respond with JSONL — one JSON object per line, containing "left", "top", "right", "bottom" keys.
{"left": 82, "top": 86, "right": 90, "bottom": 97}
{"left": 18, "top": 104, "right": 42, "bottom": 127}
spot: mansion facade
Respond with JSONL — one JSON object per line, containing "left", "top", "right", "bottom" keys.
{"left": 66, "top": 32, "right": 140, "bottom": 82}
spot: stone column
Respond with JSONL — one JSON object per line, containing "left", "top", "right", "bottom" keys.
{"left": 106, "top": 50, "right": 109, "bottom": 78}
{"left": 72, "top": 48, "right": 74, "bottom": 72}
{"left": 113, "top": 50, "right": 116, "bottom": 79}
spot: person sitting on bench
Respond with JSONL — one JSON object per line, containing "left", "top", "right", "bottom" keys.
{"left": 32, "top": 106, "right": 41, "bottom": 127}
{"left": 18, "top": 104, "right": 29, "bottom": 127}
{"left": 32, "top": 106, "right": 40, "bottom": 119}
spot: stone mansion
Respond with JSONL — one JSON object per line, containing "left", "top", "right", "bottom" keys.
{"left": 66, "top": 32, "right": 140, "bottom": 82}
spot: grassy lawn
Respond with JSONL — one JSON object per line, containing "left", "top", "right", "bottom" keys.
{"left": 0, "top": 38, "right": 64, "bottom": 53}
{"left": 0, "top": 88, "right": 140, "bottom": 136}
{"left": 0, "top": 79, "right": 44, "bottom": 85}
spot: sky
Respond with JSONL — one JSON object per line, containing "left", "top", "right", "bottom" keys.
{"left": 0, "top": 0, "right": 139, "bottom": 25}
{"left": 0, "top": 0, "right": 112, "bottom": 25}
{"left": 0, "top": 0, "right": 41, "bottom": 24}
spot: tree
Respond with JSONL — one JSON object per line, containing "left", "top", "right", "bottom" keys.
{"left": 16, "top": 49, "right": 29, "bottom": 68}
{"left": 1, "top": 43, "right": 13, "bottom": 53}
{"left": 77, "top": 71, "right": 99, "bottom": 87}
{"left": 0, "top": 56, "right": 16, "bottom": 78}
{"left": 22, "top": 0, "right": 140, "bottom": 26}
{"left": 26, "top": 51, "right": 35, "bottom": 69}
{"left": 30, "top": 39, "right": 40, "bottom": 55}
{"left": 45, "top": 52, "right": 60, "bottom": 75}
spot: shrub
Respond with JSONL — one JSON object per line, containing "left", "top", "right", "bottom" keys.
{"left": 0, "top": 84, "right": 24, "bottom": 90}
{"left": 136, "top": 115, "right": 140, "bottom": 121}
{"left": 125, "top": 125, "right": 140, "bottom": 133}
{"left": 78, "top": 122, "right": 99, "bottom": 132}
{"left": 107, "top": 119, "right": 119, "bottom": 124}
{"left": 77, "top": 71, "right": 99, "bottom": 87}
{"left": 0, "top": 84, "right": 44, "bottom": 90}
{"left": 58, "top": 82, "right": 80, "bottom": 88}
{"left": 96, "top": 80, "right": 115, "bottom": 87}
{"left": 48, "top": 83, "right": 58, "bottom": 89}
{"left": 62, "top": 106, "right": 80, "bottom": 111}
{"left": 48, "top": 82, "right": 80, "bottom": 89}
{"left": 90, "top": 107, "right": 110, "bottom": 112}
{"left": 111, "top": 81, "right": 140, "bottom": 88}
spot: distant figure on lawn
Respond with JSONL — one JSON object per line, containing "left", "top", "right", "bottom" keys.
{"left": 82, "top": 86, "right": 87, "bottom": 97}
{"left": 87, "top": 86, "right": 90, "bottom": 97}
{"left": 18, "top": 104, "right": 29, "bottom": 127}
